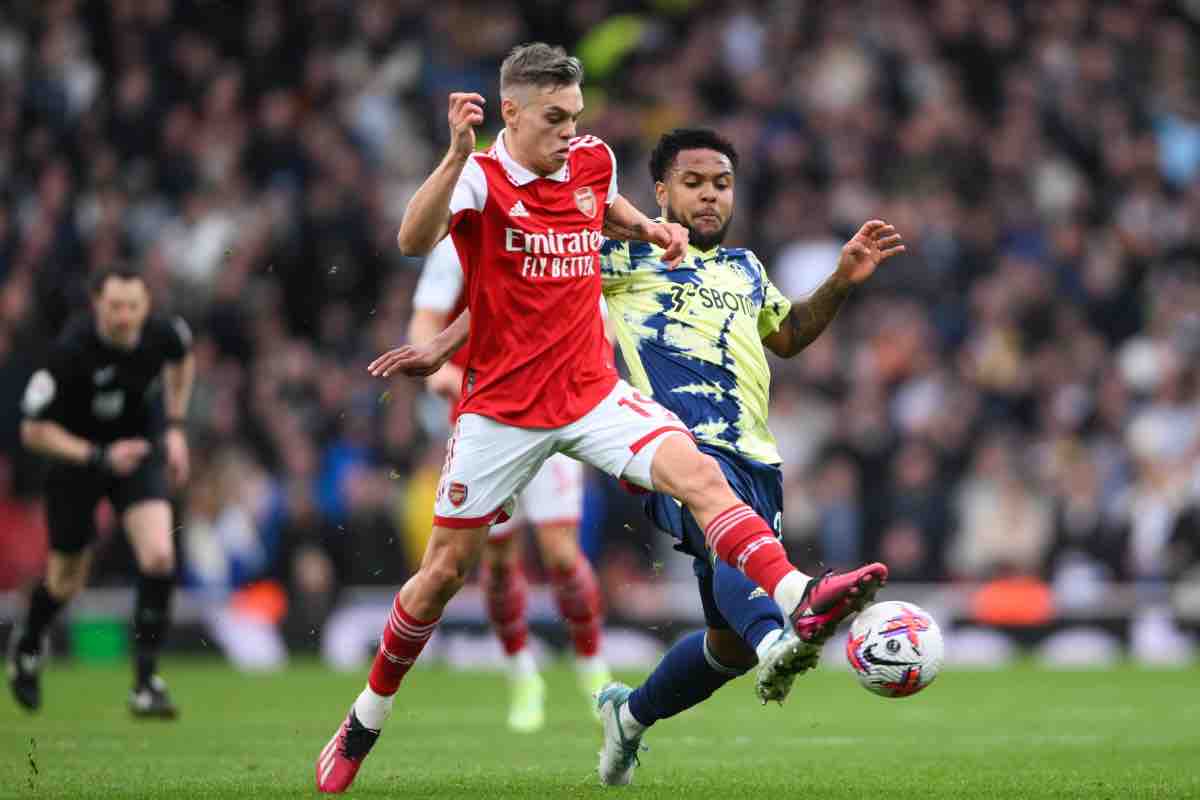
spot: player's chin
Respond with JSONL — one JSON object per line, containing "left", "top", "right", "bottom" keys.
{"left": 691, "top": 215, "right": 724, "bottom": 234}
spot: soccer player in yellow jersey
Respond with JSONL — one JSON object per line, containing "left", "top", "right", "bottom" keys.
{"left": 594, "top": 129, "right": 905, "bottom": 785}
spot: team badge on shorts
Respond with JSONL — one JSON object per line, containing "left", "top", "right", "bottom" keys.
{"left": 574, "top": 186, "right": 596, "bottom": 218}
{"left": 447, "top": 481, "right": 468, "bottom": 507}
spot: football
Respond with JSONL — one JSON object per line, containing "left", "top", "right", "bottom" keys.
{"left": 845, "top": 601, "right": 944, "bottom": 698}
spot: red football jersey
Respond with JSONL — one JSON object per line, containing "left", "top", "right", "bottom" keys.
{"left": 447, "top": 130, "right": 619, "bottom": 428}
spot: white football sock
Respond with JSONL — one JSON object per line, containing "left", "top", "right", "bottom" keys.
{"left": 618, "top": 702, "right": 648, "bottom": 736}
{"left": 773, "top": 571, "right": 813, "bottom": 618}
{"left": 754, "top": 628, "right": 784, "bottom": 662}
{"left": 507, "top": 647, "right": 538, "bottom": 681}
{"left": 353, "top": 685, "right": 394, "bottom": 731}
{"left": 575, "top": 654, "right": 609, "bottom": 677}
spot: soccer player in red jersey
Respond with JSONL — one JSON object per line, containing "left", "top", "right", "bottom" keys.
{"left": 316, "top": 43, "right": 886, "bottom": 793}
{"left": 409, "top": 238, "right": 611, "bottom": 732}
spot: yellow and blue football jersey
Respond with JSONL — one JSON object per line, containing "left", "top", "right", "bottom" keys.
{"left": 600, "top": 233, "right": 791, "bottom": 465}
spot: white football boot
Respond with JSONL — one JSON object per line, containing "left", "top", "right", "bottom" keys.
{"left": 755, "top": 629, "right": 820, "bottom": 704}
{"left": 595, "top": 682, "right": 646, "bottom": 786}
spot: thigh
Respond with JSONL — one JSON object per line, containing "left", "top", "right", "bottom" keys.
{"left": 44, "top": 467, "right": 104, "bottom": 554}
{"left": 109, "top": 455, "right": 169, "bottom": 514}
{"left": 560, "top": 380, "right": 691, "bottom": 490}
{"left": 435, "top": 413, "right": 555, "bottom": 529}
{"left": 122, "top": 499, "right": 174, "bottom": 562}
{"left": 520, "top": 452, "right": 584, "bottom": 527}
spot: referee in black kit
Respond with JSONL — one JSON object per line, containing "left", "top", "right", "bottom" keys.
{"left": 7, "top": 264, "right": 194, "bottom": 718}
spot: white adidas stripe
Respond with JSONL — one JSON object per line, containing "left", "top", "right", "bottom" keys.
{"left": 705, "top": 506, "right": 756, "bottom": 551}
{"left": 388, "top": 613, "right": 437, "bottom": 640}
{"left": 318, "top": 731, "right": 340, "bottom": 784}
{"left": 388, "top": 609, "right": 437, "bottom": 631}
{"left": 379, "top": 647, "right": 414, "bottom": 665}
{"left": 706, "top": 505, "right": 754, "bottom": 538}
{"left": 736, "top": 536, "right": 775, "bottom": 571}
{"left": 320, "top": 752, "right": 336, "bottom": 785}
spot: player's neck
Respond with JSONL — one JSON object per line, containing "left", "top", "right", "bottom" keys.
{"left": 501, "top": 128, "right": 554, "bottom": 178}
{"left": 94, "top": 321, "right": 140, "bottom": 351}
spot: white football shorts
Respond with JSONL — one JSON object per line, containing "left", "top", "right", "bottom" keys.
{"left": 433, "top": 379, "right": 690, "bottom": 529}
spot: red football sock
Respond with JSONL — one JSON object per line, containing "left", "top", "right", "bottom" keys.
{"left": 367, "top": 595, "right": 439, "bottom": 696}
{"left": 550, "top": 555, "right": 603, "bottom": 658}
{"left": 704, "top": 504, "right": 794, "bottom": 596}
{"left": 481, "top": 560, "right": 530, "bottom": 656}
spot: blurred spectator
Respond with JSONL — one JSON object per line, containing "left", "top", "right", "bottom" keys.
{"left": 0, "top": 0, "right": 1196, "bottom": 635}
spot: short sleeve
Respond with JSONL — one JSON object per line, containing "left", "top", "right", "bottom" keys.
{"left": 603, "top": 142, "right": 619, "bottom": 205}
{"left": 165, "top": 315, "right": 192, "bottom": 361}
{"left": 413, "top": 237, "right": 465, "bottom": 312}
{"left": 21, "top": 369, "right": 58, "bottom": 420}
{"left": 22, "top": 342, "right": 74, "bottom": 422}
{"left": 449, "top": 157, "right": 488, "bottom": 216}
{"left": 754, "top": 254, "right": 793, "bottom": 339}
{"left": 599, "top": 238, "right": 633, "bottom": 296}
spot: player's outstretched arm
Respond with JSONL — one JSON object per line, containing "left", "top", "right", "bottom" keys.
{"left": 763, "top": 220, "right": 905, "bottom": 358}
{"left": 409, "top": 308, "right": 464, "bottom": 401}
{"left": 369, "top": 309, "right": 471, "bottom": 378}
{"left": 396, "top": 92, "right": 485, "bottom": 256}
{"left": 602, "top": 196, "right": 689, "bottom": 268}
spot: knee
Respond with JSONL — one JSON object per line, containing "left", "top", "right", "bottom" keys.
{"left": 537, "top": 526, "right": 578, "bottom": 573}
{"left": 138, "top": 546, "right": 176, "bottom": 578}
{"left": 423, "top": 547, "right": 474, "bottom": 603}
{"left": 483, "top": 538, "right": 519, "bottom": 577}
{"left": 675, "top": 455, "right": 729, "bottom": 506}
{"left": 706, "top": 628, "right": 757, "bottom": 671}
{"left": 45, "top": 569, "right": 84, "bottom": 600}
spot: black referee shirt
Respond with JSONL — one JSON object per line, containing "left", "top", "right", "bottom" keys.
{"left": 20, "top": 314, "right": 192, "bottom": 444}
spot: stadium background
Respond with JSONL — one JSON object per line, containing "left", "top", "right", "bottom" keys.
{"left": 0, "top": 0, "right": 1198, "bottom": 673}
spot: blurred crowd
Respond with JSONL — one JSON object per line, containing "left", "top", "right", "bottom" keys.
{"left": 1, "top": 0, "right": 1199, "bottom": 632}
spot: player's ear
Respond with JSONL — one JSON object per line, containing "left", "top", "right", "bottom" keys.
{"left": 654, "top": 181, "right": 668, "bottom": 209}
{"left": 500, "top": 94, "right": 520, "bottom": 129}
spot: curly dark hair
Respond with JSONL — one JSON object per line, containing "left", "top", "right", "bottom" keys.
{"left": 649, "top": 128, "right": 739, "bottom": 183}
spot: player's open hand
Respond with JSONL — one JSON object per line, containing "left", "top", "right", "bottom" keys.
{"left": 108, "top": 437, "right": 150, "bottom": 477}
{"left": 369, "top": 342, "right": 450, "bottom": 378}
{"left": 836, "top": 220, "right": 906, "bottom": 284}
{"left": 651, "top": 221, "right": 689, "bottom": 269}
{"left": 448, "top": 92, "right": 485, "bottom": 160}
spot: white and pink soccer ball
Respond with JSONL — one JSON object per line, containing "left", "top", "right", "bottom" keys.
{"left": 845, "top": 601, "right": 944, "bottom": 698}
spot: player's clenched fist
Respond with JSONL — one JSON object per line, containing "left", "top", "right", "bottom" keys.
{"left": 106, "top": 437, "right": 151, "bottom": 476}
{"left": 448, "top": 92, "right": 485, "bottom": 160}
{"left": 649, "top": 221, "right": 689, "bottom": 269}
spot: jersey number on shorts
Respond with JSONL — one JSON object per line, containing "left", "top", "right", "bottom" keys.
{"left": 618, "top": 390, "right": 659, "bottom": 419}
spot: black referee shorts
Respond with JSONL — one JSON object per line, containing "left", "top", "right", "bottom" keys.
{"left": 44, "top": 455, "right": 169, "bottom": 554}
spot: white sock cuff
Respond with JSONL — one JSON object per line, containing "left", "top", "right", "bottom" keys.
{"left": 619, "top": 700, "right": 648, "bottom": 735}
{"left": 575, "top": 654, "right": 608, "bottom": 675}
{"left": 773, "top": 571, "right": 812, "bottom": 617}
{"left": 353, "top": 686, "right": 394, "bottom": 731}
{"left": 508, "top": 648, "right": 538, "bottom": 679}
{"left": 754, "top": 628, "right": 784, "bottom": 662}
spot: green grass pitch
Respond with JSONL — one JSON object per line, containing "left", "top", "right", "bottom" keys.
{"left": 0, "top": 658, "right": 1197, "bottom": 798}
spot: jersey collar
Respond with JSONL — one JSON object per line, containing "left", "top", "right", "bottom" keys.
{"left": 495, "top": 129, "right": 570, "bottom": 185}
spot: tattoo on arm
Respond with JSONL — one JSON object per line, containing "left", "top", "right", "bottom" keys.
{"left": 784, "top": 277, "right": 853, "bottom": 355}
{"left": 602, "top": 207, "right": 648, "bottom": 241}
